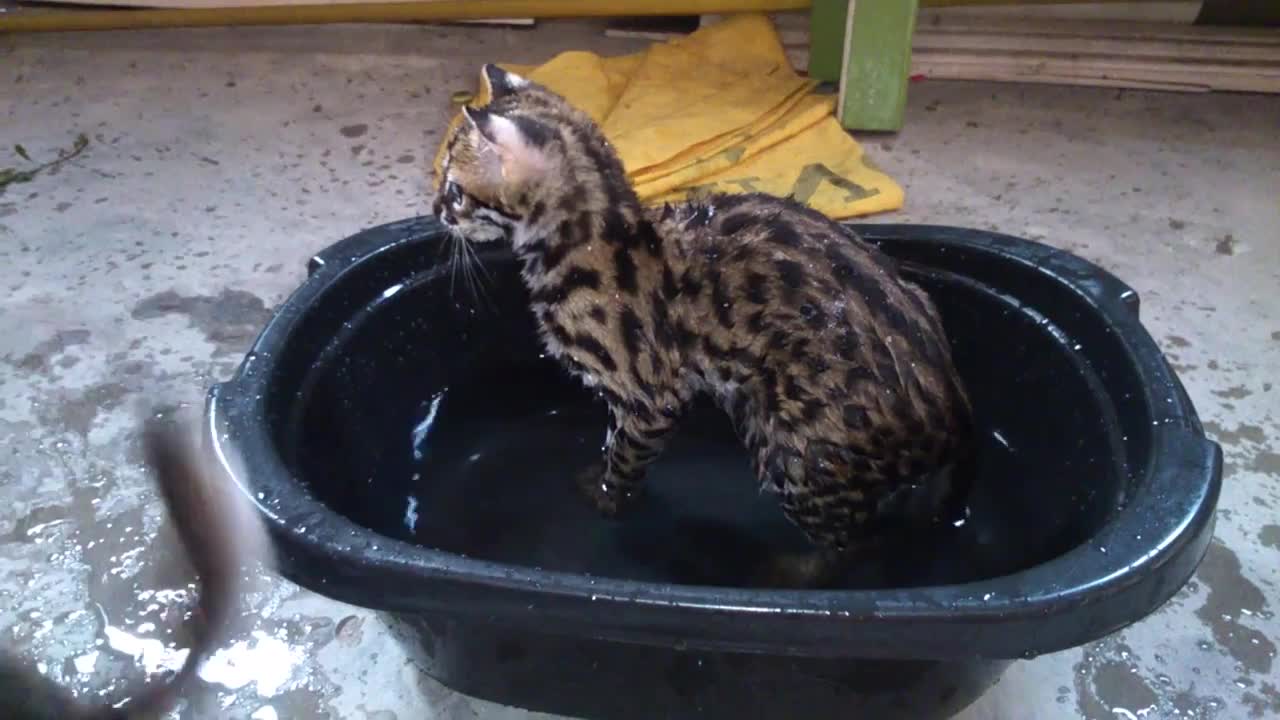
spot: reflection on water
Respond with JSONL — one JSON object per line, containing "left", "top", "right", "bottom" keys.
{"left": 72, "top": 650, "right": 99, "bottom": 675}
{"left": 97, "top": 614, "right": 302, "bottom": 696}
{"left": 411, "top": 390, "right": 447, "bottom": 461}
{"left": 198, "top": 630, "right": 303, "bottom": 696}
{"left": 404, "top": 495, "right": 420, "bottom": 533}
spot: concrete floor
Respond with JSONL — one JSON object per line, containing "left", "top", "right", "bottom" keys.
{"left": 1, "top": 19, "right": 1277, "bottom": 720}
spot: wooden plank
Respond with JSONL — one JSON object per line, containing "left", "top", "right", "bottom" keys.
{"left": 837, "top": 0, "right": 919, "bottom": 131}
{"left": 0, "top": 0, "right": 814, "bottom": 32}
{"left": 912, "top": 51, "right": 1280, "bottom": 93}
{"left": 918, "top": 2, "right": 1200, "bottom": 24}
{"left": 785, "top": 13, "right": 1280, "bottom": 94}
{"left": 911, "top": 31, "right": 1280, "bottom": 63}
{"left": 913, "top": 67, "right": 1212, "bottom": 92}
{"left": 916, "top": 48, "right": 1280, "bottom": 80}
{"left": 41, "top": 0, "right": 393, "bottom": 6}
{"left": 37, "top": 0, "right": 535, "bottom": 18}
{"left": 786, "top": 40, "right": 1280, "bottom": 94}
{"left": 916, "top": 15, "right": 1280, "bottom": 45}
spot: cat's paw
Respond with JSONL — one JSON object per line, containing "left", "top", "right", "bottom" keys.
{"left": 573, "top": 463, "right": 637, "bottom": 518}
{"left": 749, "top": 550, "right": 852, "bottom": 590}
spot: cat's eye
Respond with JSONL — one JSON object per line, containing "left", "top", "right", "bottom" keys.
{"left": 445, "top": 181, "right": 465, "bottom": 210}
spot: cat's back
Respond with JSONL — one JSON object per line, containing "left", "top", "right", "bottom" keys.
{"left": 655, "top": 192, "right": 971, "bottom": 469}
{"left": 657, "top": 192, "right": 948, "bottom": 350}
{"left": 660, "top": 193, "right": 903, "bottom": 301}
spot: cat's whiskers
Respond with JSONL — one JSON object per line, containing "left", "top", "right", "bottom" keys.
{"left": 465, "top": 237, "right": 493, "bottom": 283}
{"left": 460, "top": 237, "right": 497, "bottom": 312}
{"left": 455, "top": 241, "right": 492, "bottom": 312}
{"left": 446, "top": 229, "right": 464, "bottom": 299}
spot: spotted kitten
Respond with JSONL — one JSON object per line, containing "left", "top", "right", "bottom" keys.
{"left": 434, "top": 64, "right": 974, "bottom": 586}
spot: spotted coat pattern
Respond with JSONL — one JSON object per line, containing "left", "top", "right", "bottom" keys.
{"left": 432, "top": 64, "right": 973, "bottom": 557}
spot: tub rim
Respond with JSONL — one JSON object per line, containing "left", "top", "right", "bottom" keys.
{"left": 205, "top": 217, "right": 1221, "bottom": 661}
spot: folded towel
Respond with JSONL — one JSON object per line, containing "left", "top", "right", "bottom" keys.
{"left": 435, "top": 14, "right": 902, "bottom": 219}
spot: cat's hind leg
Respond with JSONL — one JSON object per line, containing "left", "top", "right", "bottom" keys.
{"left": 751, "top": 439, "right": 873, "bottom": 589}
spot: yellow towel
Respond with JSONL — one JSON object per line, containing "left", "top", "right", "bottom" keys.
{"left": 434, "top": 14, "right": 902, "bottom": 220}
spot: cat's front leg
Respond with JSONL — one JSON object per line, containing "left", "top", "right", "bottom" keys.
{"left": 576, "top": 404, "right": 679, "bottom": 517}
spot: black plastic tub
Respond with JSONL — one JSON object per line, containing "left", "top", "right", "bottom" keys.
{"left": 205, "top": 217, "right": 1221, "bottom": 719}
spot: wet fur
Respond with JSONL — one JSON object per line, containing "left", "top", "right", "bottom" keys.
{"left": 434, "top": 65, "right": 974, "bottom": 586}
{"left": 0, "top": 411, "right": 270, "bottom": 719}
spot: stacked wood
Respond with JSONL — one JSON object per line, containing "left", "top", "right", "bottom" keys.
{"left": 678, "top": 10, "right": 1280, "bottom": 93}
{"left": 908, "top": 16, "right": 1280, "bottom": 93}
{"left": 772, "top": 13, "right": 1279, "bottom": 93}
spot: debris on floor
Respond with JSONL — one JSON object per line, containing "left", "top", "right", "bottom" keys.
{"left": 0, "top": 133, "right": 89, "bottom": 196}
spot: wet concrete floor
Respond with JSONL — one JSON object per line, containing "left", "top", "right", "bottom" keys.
{"left": 1, "top": 19, "right": 1277, "bottom": 720}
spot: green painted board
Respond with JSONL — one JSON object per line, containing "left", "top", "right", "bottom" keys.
{"left": 807, "top": 0, "right": 848, "bottom": 83}
{"left": 837, "top": 0, "right": 918, "bottom": 132}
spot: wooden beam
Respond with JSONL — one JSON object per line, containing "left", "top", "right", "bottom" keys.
{"left": 807, "top": 0, "right": 848, "bottom": 82}
{"left": 836, "top": 0, "right": 919, "bottom": 131}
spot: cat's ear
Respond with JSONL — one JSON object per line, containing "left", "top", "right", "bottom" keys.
{"left": 463, "top": 106, "right": 551, "bottom": 180}
{"left": 481, "top": 63, "right": 529, "bottom": 100}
